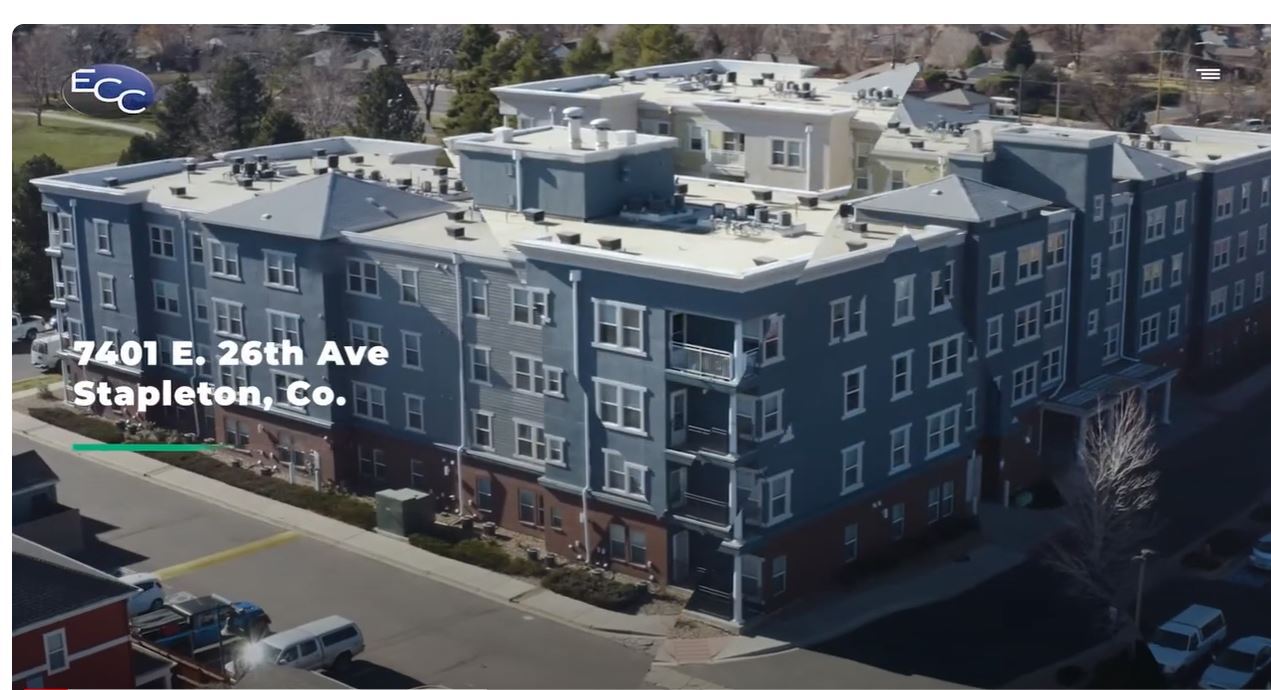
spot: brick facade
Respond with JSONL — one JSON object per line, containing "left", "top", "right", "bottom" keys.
{"left": 12, "top": 601, "right": 135, "bottom": 689}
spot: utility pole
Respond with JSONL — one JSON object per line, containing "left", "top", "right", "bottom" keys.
{"left": 1131, "top": 548, "right": 1156, "bottom": 660}
{"left": 1055, "top": 71, "right": 1062, "bottom": 124}
{"left": 1155, "top": 49, "right": 1165, "bottom": 124}
{"left": 1017, "top": 67, "right": 1026, "bottom": 122}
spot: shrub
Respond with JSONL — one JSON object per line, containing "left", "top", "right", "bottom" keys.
{"left": 36, "top": 384, "right": 55, "bottom": 401}
{"left": 542, "top": 568, "right": 643, "bottom": 610}
{"left": 29, "top": 407, "right": 124, "bottom": 443}
{"left": 1207, "top": 528, "right": 1253, "bottom": 558}
{"left": 407, "top": 534, "right": 546, "bottom": 578}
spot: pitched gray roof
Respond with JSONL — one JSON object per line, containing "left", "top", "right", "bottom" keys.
{"left": 892, "top": 96, "right": 989, "bottom": 130}
{"left": 925, "top": 89, "right": 992, "bottom": 108}
{"left": 13, "top": 450, "right": 59, "bottom": 493}
{"left": 14, "top": 536, "right": 136, "bottom": 630}
{"left": 854, "top": 175, "right": 1052, "bottom": 223}
{"left": 199, "top": 172, "right": 453, "bottom": 240}
{"left": 835, "top": 63, "right": 922, "bottom": 100}
{"left": 1111, "top": 143, "right": 1192, "bottom": 181}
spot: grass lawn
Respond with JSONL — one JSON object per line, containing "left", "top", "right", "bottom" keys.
{"left": 13, "top": 116, "right": 136, "bottom": 170}
{"left": 14, "top": 373, "right": 62, "bottom": 393}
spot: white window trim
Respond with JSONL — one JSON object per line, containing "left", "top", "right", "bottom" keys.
{"left": 348, "top": 319, "right": 384, "bottom": 348}
{"left": 988, "top": 252, "right": 1005, "bottom": 294}
{"left": 346, "top": 258, "right": 380, "bottom": 297}
{"left": 401, "top": 331, "right": 423, "bottom": 371}
{"left": 986, "top": 314, "right": 1003, "bottom": 356}
{"left": 511, "top": 351, "right": 547, "bottom": 397}
{"left": 841, "top": 442, "right": 864, "bottom": 495}
{"left": 511, "top": 285, "right": 551, "bottom": 328}
{"left": 467, "top": 278, "right": 489, "bottom": 318}
{"left": 924, "top": 404, "right": 961, "bottom": 459}
{"left": 397, "top": 265, "right": 420, "bottom": 304}
{"left": 841, "top": 366, "right": 867, "bottom": 419}
{"left": 930, "top": 262, "right": 954, "bottom": 314}
{"left": 1015, "top": 242, "right": 1043, "bottom": 284}
{"left": 262, "top": 250, "right": 299, "bottom": 291}
{"left": 829, "top": 295, "right": 867, "bottom": 344}
{"left": 1014, "top": 302, "right": 1041, "bottom": 345}
{"left": 152, "top": 280, "right": 180, "bottom": 315}
{"left": 469, "top": 345, "right": 493, "bottom": 386}
{"left": 756, "top": 390, "right": 784, "bottom": 441}
{"left": 271, "top": 369, "right": 307, "bottom": 412}
{"left": 403, "top": 393, "right": 426, "bottom": 432}
{"left": 98, "top": 273, "right": 117, "bottom": 310}
{"left": 769, "top": 138, "right": 805, "bottom": 170}
{"left": 512, "top": 418, "right": 548, "bottom": 463}
{"left": 893, "top": 275, "right": 915, "bottom": 325}
{"left": 764, "top": 469, "right": 794, "bottom": 525}
{"left": 351, "top": 381, "right": 388, "bottom": 423}
{"left": 149, "top": 224, "right": 176, "bottom": 260}
{"left": 891, "top": 349, "right": 913, "bottom": 401}
{"left": 93, "top": 218, "right": 112, "bottom": 255}
{"left": 602, "top": 449, "right": 650, "bottom": 501}
{"left": 43, "top": 629, "right": 69, "bottom": 674}
{"left": 594, "top": 378, "right": 648, "bottom": 437}
{"left": 207, "top": 239, "right": 242, "bottom": 280}
{"left": 264, "top": 309, "right": 302, "bottom": 347}
{"left": 592, "top": 298, "right": 647, "bottom": 356}
{"left": 927, "top": 334, "right": 962, "bottom": 387}
{"left": 889, "top": 424, "right": 912, "bottom": 475}
{"left": 470, "top": 409, "right": 495, "bottom": 450}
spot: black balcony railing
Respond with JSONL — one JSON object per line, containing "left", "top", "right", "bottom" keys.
{"left": 678, "top": 492, "right": 731, "bottom": 526}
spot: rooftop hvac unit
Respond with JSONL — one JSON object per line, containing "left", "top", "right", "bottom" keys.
{"left": 751, "top": 77, "right": 765, "bottom": 87}
{"left": 557, "top": 231, "right": 581, "bottom": 245}
{"left": 397, "top": 177, "right": 412, "bottom": 188}
{"left": 779, "top": 211, "right": 793, "bottom": 226}
{"left": 711, "top": 202, "right": 727, "bottom": 218}
{"left": 369, "top": 170, "right": 382, "bottom": 181}
{"left": 169, "top": 186, "right": 186, "bottom": 197}
{"left": 445, "top": 225, "right": 465, "bottom": 238}
{"left": 349, "top": 154, "right": 365, "bottom": 164}
{"left": 756, "top": 206, "right": 770, "bottom": 223}
{"left": 103, "top": 177, "right": 120, "bottom": 187}
{"left": 524, "top": 208, "right": 545, "bottom": 223}
{"left": 327, "top": 154, "right": 340, "bottom": 169}
{"left": 453, "top": 180, "right": 466, "bottom": 192}
{"left": 446, "top": 209, "right": 466, "bottom": 222}
{"left": 353, "top": 169, "right": 365, "bottom": 179}
{"left": 244, "top": 161, "right": 258, "bottom": 176}
{"left": 421, "top": 180, "right": 432, "bottom": 193}
{"left": 184, "top": 162, "right": 198, "bottom": 172}
{"left": 231, "top": 156, "right": 246, "bottom": 165}
{"left": 797, "top": 195, "right": 819, "bottom": 209}
{"left": 761, "top": 72, "right": 775, "bottom": 81}
{"left": 438, "top": 179, "right": 449, "bottom": 194}
{"left": 374, "top": 488, "right": 435, "bottom": 538}
{"left": 598, "top": 237, "right": 623, "bottom": 251}
{"left": 752, "top": 189, "right": 773, "bottom": 202}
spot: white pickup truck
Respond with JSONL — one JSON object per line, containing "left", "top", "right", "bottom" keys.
{"left": 12, "top": 313, "right": 46, "bottom": 342}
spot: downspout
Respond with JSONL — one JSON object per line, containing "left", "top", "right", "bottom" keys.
{"left": 1119, "top": 198, "right": 1140, "bottom": 363}
{"left": 177, "top": 213, "right": 202, "bottom": 440}
{"left": 1040, "top": 213, "right": 1077, "bottom": 453}
{"left": 570, "top": 269, "right": 592, "bottom": 559}
{"left": 60, "top": 202, "right": 76, "bottom": 403}
{"left": 513, "top": 150, "right": 524, "bottom": 212}
{"left": 804, "top": 124, "right": 814, "bottom": 192}
{"left": 452, "top": 253, "right": 468, "bottom": 515}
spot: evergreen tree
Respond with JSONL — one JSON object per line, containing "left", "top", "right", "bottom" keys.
{"left": 511, "top": 35, "right": 561, "bottom": 84}
{"left": 352, "top": 65, "right": 423, "bottom": 141}
{"left": 254, "top": 108, "right": 307, "bottom": 145}
{"left": 209, "top": 57, "right": 269, "bottom": 148}
{"left": 155, "top": 73, "right": 202, "bottom": 157}
{"left": 1004, "top": 28, "right": 1037, "bottom": 72}
{"left": 456, "top": 24, "right": 499, "bottom": 71}
{"left": 610, "top": 25, "right": 697, "bottom": 70}
{"left": 117, "top": 135, "right": 169, "bottom": 165}
{"left": 13, "top": 155, "right": 65, "bottom": 314}
{"left": 563, "top": 32, "right": 611, "bottom": 75}
{"left": 701, "top": 27, "right": 725, "bottom": 57}
{"left": 964, "top": 44, "right": 989, "bottom": 68}
{"left": 444, "top": 66, "right": 502, "bottom": 135}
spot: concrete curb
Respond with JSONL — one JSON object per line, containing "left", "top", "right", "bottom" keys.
{"left": 13, "top": 410, "right": 672, "bottom": 643}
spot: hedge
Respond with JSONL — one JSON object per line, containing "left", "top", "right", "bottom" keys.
{"left": 408, "top": 534, "right": 546, "bottom": 578}
{"left": 542, "top": 568, "right": 643, "bottom": 611}
{"left": 29, "top": 407, "right": 124, "bottom": 443}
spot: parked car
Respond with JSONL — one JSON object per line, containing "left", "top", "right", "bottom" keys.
{"left": 30, "top": 333, "right": 62, "bottom": 372}
{"left": 12, "top": 313, "right": 46, "bottom": 342}
{"left": 119, "top": 572, "right": 166, "bottom": 616}
{"left": 1201, "top": 636, "right": 1271, "bottom": 689}
{"left": 1250, "top": 533, "right": 1271, "bottom": 571}
{"left": 1148, "top": 605, "right": 1229, "bottom": 676}
{"left": 233, "top": 616, "right": 364, "bottom": 675}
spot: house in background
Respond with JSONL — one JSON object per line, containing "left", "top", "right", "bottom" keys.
{"left": 304, "top": 46, "right": 387, "bottom": 72}
{"left": 12, "top": 450, "right": 84, "bottom": 554}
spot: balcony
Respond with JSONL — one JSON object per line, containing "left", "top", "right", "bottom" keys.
{"left": 669, "top": 461, "right": 735, "bottom": 533}
{"left": 708, "top": 149, "right": 745, "bottom": 171}
{"left": 668, "top": 342, "right": 758, "bottom": 383}
{"left": 680, "top": 492, "right": 731, "bottom": 527}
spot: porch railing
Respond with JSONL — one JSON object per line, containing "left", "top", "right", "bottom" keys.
{"left": 668, "top": 343, "right": 759, "bottom": 382}
{"left": 679, "top": 492, "right": 731, "bottom": 527}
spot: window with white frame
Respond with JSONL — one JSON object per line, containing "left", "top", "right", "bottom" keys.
{"left": 401, "top": 331, "right": 422, "bottom": 369}
{"left": 689, "top": 124, "right": 705, "bottom": 151}
{"left": 43, "top": 629, "right": 68, "bottom": 674}
{"left": 1016, "top": 242, "right": 1043, "bottom": 283}
{"left": 756, "top": 391, "right": 783, "bottom": 440}
{"left": 889, "top": 169, "right": 906, "bottom": 190}
{"left": 98, "top": 274, "right": 116, "bottom": 309}
{"left": 544, "top": 366, "right": 565, "bottom": 397}
{"left": 931, "top": 262, "right": 954, "bottom": 312}
{"left": 1092, "top": 194, "right": 1105, "bottom": 221}
{"left": 1142, "top": 260, "right": 1164, "bottom": 296}
{"left": 1238, "top": 231, "right": 1249, "bottom": 262}
{"left": 1234, "top": 279, "right": 1245, "bottom": 310}
{"left": 965, "top": 389, "right": 977, "bottom": 431}
{"left": 469, "top": 345, "right": 491, "bottom": 384}
{"left": 196, "top": 345, "right": 213, "bottom": 377}
{"left": 512, "top": 286, "right": 549, "bottom": 326}
{"left": 766, "top": 470, "right": 792, "bottom": 523}
{"left": 402, "top": 394, "right": 425, "bottom": 432}
{"left": 471, "top": 410, "right": 493, "bottom": 449}
{"left": 854, "top": 145, "right": 871, "bottom": 191}
{"left": 842, "top": 366, "right": 866, "bottom": 418}
{"left": 62, "top": 266, "right": 79, "bottom": 300}
{"left": 894, "top": 275, "right": 915, "bottom": 323}
{"left": 1145, "top": 206, "right": 1167, "bottom": 242}
{"left": 890, "top": 424, "right": 910, "bottom": 472}
{"left": 94, "top": 219, "right": 111, "bottom": 254}
{"left": 1047, "top": 230, "right": 1067, "bottom": 265}
{"left": 1090, "top": 252, "right": 1102, "bottom": 279}
{"left": 1011, "top": 363, "right": 1038, "bottom": 405}
{"left": 891, "top": 351, "right": 912, "bottom": 400}
{"left": 100, "top": 327, "right": 119, "bottom": 351}
{"left": 1171, "top": 253, "right": 1184, "bottom": 286}
{"left": 596, "top": 380, "right": 645, "bottom": 433}
{"left": 1256, "top": 272, "right": 1265, "bottom": 302}
{"left": 1213, "top": 237, "right": 1231, "bottom": 270}
{"left": 273, "top": 371, "right": 305, "bottom": 409}
{"left": 1139, "top": 313, "right": 1161, "bottom": 350}
{"left": 219, "top": 362, "right": 247, "bottom": 388}
{"left": 349, "top": 320, "right": 383, "bottom": 348}
{"left": 1106, "top": 270, "right": 1123, "bottom": 304}
{"left": 988, "top": 252, "right": 1005, "bottom": 292}
{"left": 1041, "top": 347, "right": 1063, "bottom": 386}
{"left": 513, "top": 354, "right": 547, "bottom": 395}
{"left": 515, "top": 420, "right": 548, "bottom": 462}
{"left": 346, "top": 258, "right": 379, "bottom": 296}
{"left": 352, "top": 382, "right": 387, "bottom": 421}
{"left": 758, "top": 314, "right": 783, "bottom": 364}
{"left": 1103, "top": 324, "right": 1121, "bottom": 361}
{"left": 358, "top": 445, "right": 386, "bottom": 478}
{"left": 153, "top": 280, "right": 180, "bottom": 314}
{"left": 65, "top": 317, "right": 83, "bottom": 343}
{"left": 546, "top": 435, "right": 565, "bottom": 465}
{"left": 1110, "top": 214, "right": 1126, "bottom": 247}
{"left": 830, "top": 296, "right": 866, "bottom": 342}
{"left": 1014, "top": 302, "right": 1041, "bottom": 343}
{"left": 841, "top": 443, "right": 863, "bottom": 494}
{"left": 264, "top": 251, "right": 298, "bottom": 290}
{"left": 1259, "top": 225, "right": 1268, "bottom": 255}
{"left": 986, "top": 315, "right": 1003, "bottom": 355}
{"left": 158, "top": 336, "right": 175, "bottom": 367}
{"left": 770, "top": 138, "right": 803, "bottom": 168}
{"left": 1044, "top": 290, "right": 1065, "bottom": 327}
{"left": 267, "top": 311, "right": 301, "bottom": 346}
{"left": 926, "top": 405, "right": 960, "bottom": 457}
{"left": 603, "top": 450, "right": 648, "bottom": 499}
{"left": 468, "top": 279, "right": 488, "bottom": 316}
{"left": 1240, "top": 181, "right": 1252, "bottom": 213}
{"left": 1263, "top": 176, "right": 1271, "bottom": 206}
{"left": 190, "top": 231, "right": 204, "bottom": 263}
{"left": 594, "top": 300, "right": 644, "bottom": 353}
{"left": 1087, "top": 309, "right": 1099, "bottom": 336}
{"left": 1167, "top": 305, "right": 1181, "bottom": 339}
{"left": 209, "top": 240, "right": 241, "bottom": 278}
{"left": 1216, "top": 187, "right": 1234, "bottom": 219}
{"left": 929, "top": 334, "right": 961, "bottom": 385}
{"left": 1174, "top": 199, "right": 1187, "bottom": 234}
{"left": 150, "top": 225, "right": 175, "bottom": 257}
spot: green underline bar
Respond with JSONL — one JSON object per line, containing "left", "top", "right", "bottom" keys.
{"left": 72, "top": 443, "right": 220, "bottom": 452}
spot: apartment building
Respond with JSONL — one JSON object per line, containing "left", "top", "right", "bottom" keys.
{"left": 34, "top": 85, "right": 1271, "bottom": 629}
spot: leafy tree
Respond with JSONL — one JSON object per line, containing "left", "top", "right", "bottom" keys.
{"left": 117, "top": 135, "right": 170, "bottom": 165}
{"left": 254, "top": 108, "right": 307, "bottom": 145}
{"left": 208, "top": 56, "right": 269, "bottom": 148}
{"left": 963, "top": 44, "right": 989, "bottom": 68}
{"left": 563, "top": 31, "right": 611, "bottom": 76}
{"left": 76, "top": 25, "right": 132, "bottom": 64}
{"left": 13, "top": 155, "right": 66, "bottom": 314}
{"left": 352, "top": 65, "right": 422, "bottom": 141}
{"left": 921, "top": 68, "right": 949, "bottom": 92}
{"left": 511, "top": 35, "right": 562, "bottom": 84}
{"left": 155, "top": 73, "right": 202, "bottom": 157}
{"left": 610, "top": 25, "right": 696, "bottom": 70}
{"left": 1004, "top": 28, "right": 1037, "bottom": 72}
{"left": 456, "top": 24, "right": 499, "bottom": 71}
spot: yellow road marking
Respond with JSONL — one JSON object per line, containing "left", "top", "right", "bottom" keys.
{"left": 153, "top": 531, "right": 300, "bottom": 580}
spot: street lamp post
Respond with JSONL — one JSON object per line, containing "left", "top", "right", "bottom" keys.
{"left": 1130, "top": 547, "right": 1156, "bottom": 660}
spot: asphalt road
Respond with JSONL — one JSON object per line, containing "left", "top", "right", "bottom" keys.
{"left": 16, "top": 435, "right": 657, "bottom": 689}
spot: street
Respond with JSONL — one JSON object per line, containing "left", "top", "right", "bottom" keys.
{"left": 13, "top": 338, "right": 45, "bottom": 381}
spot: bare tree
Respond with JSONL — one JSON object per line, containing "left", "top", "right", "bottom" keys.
{"left": 14, "top": 26, "right": 72, "bottom": 125}
{"left": 1072, "top": 53, "right": 1145, "bottom": 130}
{"left": 395, "top": 25, "right": 462, "bottom": 126}
{"left": 1045, "top": 393, "right": 1160, "bottom": 630}
{"left": 289, "top": 40, "right": 357, "bottom": 137}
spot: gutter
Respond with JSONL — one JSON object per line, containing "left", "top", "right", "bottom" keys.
{"left": 452, "top": 252, "right": 468, "bottom": 515}
{"left": 570, "top": 269, "right": 592, "bottom": 558}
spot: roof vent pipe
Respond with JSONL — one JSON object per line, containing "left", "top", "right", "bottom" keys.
{"left": 562, "top": 106, "right": 584, "bottom": 150}
{"left": 590, "top": 118, "right": 612, "bottom": 150}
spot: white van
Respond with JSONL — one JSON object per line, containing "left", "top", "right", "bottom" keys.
{"left": 30, "top": 333, "right": 61, "bottom": 372}
{"left": 1149, "top": 604, "right": 1228, "bottom": 677}
{"left": 245, "top": 616, "right": 364, "bottom": 673}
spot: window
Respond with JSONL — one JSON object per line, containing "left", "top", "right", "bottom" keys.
{"left": 757, "top": 314, "right": 783, "bottom": 364}
{"left": 770, "top": 138, "right": 803, "bottom": 168}
{"left": 890, "top": 502, "right": 906, "bottom": 540}
{"left": 264, "top": 251, "right": 298, "bottom": 290}
{"left": 1092, "top": 194, "right": 1105, "bottom": 221}
{"left": 1014, "top": 302, "right": 1041, "bottom": 343}
{"left": 928, "top": 486, "right": 942, "bottom": 524}
{"left": 190, "top": 231, "right": 204, "bottom": 263}
{"left": 749, "top": 391, "right": 783, "bottom": 440}
{"left": 986, "top": 315, "right": 1003, "bottom": 355}
{"left": 43, "top": 629, "right": 68, "bottom": 674}
{"left": 1216, "top": 187, "right": 1233, "bottom": 220}
{"left": 154, "top": 280, "right": 180, "bottom": 314}
{"left": 1087, "top": 309, "right": 1099, "bottom": 336}
{"left": 513, "top": 354, "right": 547, "bottom": 395}
{"left": 1103, "top": 324, "right": 1121, "bottom": 361}
{"left": 224, "top": 418, "right": 250, "bottom": 448}
{"left": 603, "top": 450, "right": 648, "bottom": 499}
{"left": 62, "top": 266, "right": 79, "bottom": 301}
{"left": 689, "top": 125, "right": 705, "bottom": 151}
{"left": 98, "top": 274, "right": 116, "bottom": 309}
{"left": 396, "top": 266, "right": 419, "bottom": 304}
{"left": 1263, "top": 177, "right": 1271, "bottom": 206}
{"left": 928, "top": 335, "right": 961, "bottom": 385}
{"left": 1174, "top": 199, "right": 1187, "bottom": 234}
{"left": 830, "top": 296, "right": 866, "bottom": 342}
{"left": 629, "top": 528, "right": 649, "bottom": 564}
{"left": 890, "top": 169, "right": 906, "bottom": 191}
{"left": 841, "top": 443, "right": 864, "bottom": 494}
{"left": 512, "top": 286, "right": 549, "bottom": 326}
{"left": 192, "top": 288, "right": 209, "bottom": 322}
{"left": 209, "top": 240, "right": 240, "bottom": 279}
{"left": 219, "top": 362, "right": 247, "bottom": 388}
{"left": 346, "top": 258, "right": 379, "bottom": 296}
{"left": 829, "top": 365, "right": 864, "bottom": 420}
{"left": 1142, "top": 260, "right": 1164, "bottom": 296}
{"left": 1106, "top": 270, "right": 1123, "bottom": 304}
{"left": 400, "top": 331, "right": 422, "bottom": 370}
{"left": 941, "top": 481, "right": 955, "bottom": 518}
{"left": 1041, "top": 347, "right": 1063, "bottom": 386}
{"left": 891, "top": 351, "right": 912, "bottom": 400}
{"left": 267, "top": 311, "right": 301, "bottom": 346}
{"left": 1240, "top": 181, "right": 1252, "bottom": 213}
{"left": 514, "top": 421, "right": 547, "bottom": 461}
{"left": 594, "top": 300, "right": 644, "bottom": 353}
{"left": 549, "top": 505, "right": 563, "bottom": 530}
{"left": 358, "top": 445, "right": 386, "bottom": 479}
{"left": 926, "top": 406, "right": 960, "bottom": 457}
{"left": 404, "top": 394, "right": 425, "bottom": 432}
{"left": 889, "top": 425, "right": 910, "bottom": 472}
{"left": 544, "top": 367, "right": 565, "bottom": 398}
{"left": 1213, "top": 238, "right": 1231, "bottom": 270}
{"left": 157, "top": 336, "right": 177, "bottom": 368}
{"left": 1047, "top": 230, "right": 1067, "bottom": 265}
{"left": 1145, "top": 206, "right": 1166, "bottom": 242}
{"left": 1110, "top": 214, "right": 1126, "bottom": 248}
{"left": 469, "top": 346, "right": 491, "bottom": 384}
{"left": 1234, "top": 280, "right": 1245, "bottom": 310}
{"left": 772, "top": 556, "right": 788, "bottom": 595}
{"left": 931, "top": 262, "right": 953, "bottom": 312}
{"left": 468, "top": 279, "right": 488, "bottom": 316}
{"left": 94, "top": 219, "right": 111, "bottom": 254}
{"left": 1256, "top": 272, "right": 1265, "bottom": 302}
{"left": 1237, "top": 232, "right": 1249, "bottom": 262}
{"left": 1139, "top": 313, "right": 1161, "bottom": 350}
{"left": 1170, "top": 253, "right": 1184, "bottom": 286}
{"left": 1044, "top": 290, "right": 1065, "bottom": 327}
{"left": 54, "top": 212, "right": 73, "bottom": 247}
{"left": 988, "top": 252, "right": 1005, "bottom": 292}
{"left": 410, "top": 459, "right": 426, "bottom": 489}
{"left": 273, "top": 371, "right": 305, "bottom": 409}
{"left": 475, "top": 476, "right": 493, "bottom": 511}
{"left": 348, "top": 320, "right": 383, "bottom": 348}
{"left": 1016, "top": 242, "right": 1043, "bottom": 283}
{"left": 546, "top": 435, "right": 565, "bottom": 465}
{"left": 965, "top": 389, "right": 977, "bottom": 431}
{"left": 609, "top": 523, "right": 629, "bottom": 559}
{"left": 844, "top": 524, "right": 859, "bottom": 562}
{"left": 854, "top": 147, "right": 871, "bottom": 191}
{"left": 471, "top": 411, "right": 494, "bottom": 449}
{"left": 352, "top": 382, "right": 387, "bottom": 422}
{"left": 596, "top": 380, "right": 645, "bottom": 433}
{"left": 1167, "top": 305, "right": 1181, "bottom": 339}
{"left": 1259, "top": 225, "right": 1268, "bottom": 255}
{"left": 150, "top": 225, "right": 175, "bottom": 257}
{"left": 893, "top": 275, "right": 915, "bottom": 323}
{"left": 1011, "top": 363, "right": 1038, "bottom": 405}
{"left": 1090, "top": 252, "right": 1102, "bottom": 279}
{"left": 766, "top": 471, "right": 792, "bottom": 523}
{"left": 196, "top": 345, "right": 212, "bottom": 378}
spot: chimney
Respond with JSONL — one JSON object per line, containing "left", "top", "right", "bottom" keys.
{"left": 445, "top": 225, "right": 465, "bottom": 238}
{"left": 557, "top": 231, "right": 581, "bottom": 245}
{"left": 492, "top": 126, "right": 515, "bottom": 143}
{"left": 590, "top": 118, "right": 612, "bottom": 149}
{"left": 562, "top": 106, "right": 584, "bottom": 149}
{"left": 598, "top": 237, "right": 623, "bottom": 251}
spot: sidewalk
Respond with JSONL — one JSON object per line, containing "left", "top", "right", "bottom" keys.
{"left": 13, "top": 408, "right": 674, "bottom": 641}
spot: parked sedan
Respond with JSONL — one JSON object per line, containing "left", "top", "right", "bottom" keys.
{"left": 119, "top": 572, "right": 167, "bottom": 616}
{"left": 1201, "top": 636, "right": 1271, "bottom": 689}
{"left": 1250, "top": 534, "right": 1271, "bottom": 571}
